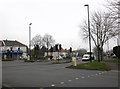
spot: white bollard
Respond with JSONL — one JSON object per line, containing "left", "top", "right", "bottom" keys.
{"left": 72, "top": 57, "right": 77, "bottom": 66}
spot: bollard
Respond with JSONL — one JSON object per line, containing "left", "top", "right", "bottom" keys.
{"left": 27, "top": 55, "right": 30, "bottom": 60}
{"left": 54, "top": 58, "right": 57, "bottom": 62}
{"left": 72, "top": 57, "right": 77, "bottom": 66}
{"left": 4, "top": 55, "right": 6, "bottom": 60}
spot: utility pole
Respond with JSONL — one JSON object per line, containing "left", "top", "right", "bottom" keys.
{"left": 29, "top": 23, "right": 32, "bottom": 60}
{"left": 84, "top": 4, "right": 92, "bottom": 62}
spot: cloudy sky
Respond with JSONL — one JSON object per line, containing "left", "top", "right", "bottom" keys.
{"left": 0, "top": 0, "right": 117, "bottom": 51}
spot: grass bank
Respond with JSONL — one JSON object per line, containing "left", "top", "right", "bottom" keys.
{"left": 102, "top": 60, "right": 120, "bottom": 63}
{"left": 66, "top": 61, "right": 111, "bottom": 71}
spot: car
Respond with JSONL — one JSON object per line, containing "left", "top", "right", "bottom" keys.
{"left": 111, "top": 54, "right": 116, "bottom": 58}
{"left": 56, "top": 56, "right": 63, "bottom": 60}
{"left": 19, "top": 56, "right": 27, "bottom": 60}
{"left": 82, "top": 54, "right": 94, "bottom": 61}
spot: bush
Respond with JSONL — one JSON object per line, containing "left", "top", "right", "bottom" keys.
{"left": 113, "top": 46, "right": 120, "bottom": 58}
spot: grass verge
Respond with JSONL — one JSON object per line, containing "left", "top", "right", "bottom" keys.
{"left": 66, "top": 61, "right": 111, "bottom": 71}
{"left": 2, "top": 59, "right": 14, "bottom": 61}
{"left": 51, "top": 60, "right": 71, "bottom": 64}
{"left": 24, "top": 60, "right": 35, "bottom": 62}
{"left": 102, "top": 60, "right": 120, "bottom": 63}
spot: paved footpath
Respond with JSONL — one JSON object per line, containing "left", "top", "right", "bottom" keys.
{"left": 2, "top": 60, "right": 119, "bottom": 88}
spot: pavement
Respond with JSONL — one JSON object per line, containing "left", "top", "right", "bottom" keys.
{"left": 2, "top": 60, "right": 119, "bottom": 88}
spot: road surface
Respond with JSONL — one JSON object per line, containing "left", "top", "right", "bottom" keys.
{"left": 2, "top": 60, "right": 119, "bottom": 88}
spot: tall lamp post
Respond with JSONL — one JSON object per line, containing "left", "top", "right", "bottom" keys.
{"left": 84, "top": 4, "right": 92, "bottom": 62}
{"left": 29, "top": 23, "right": 32, "bottom": 60}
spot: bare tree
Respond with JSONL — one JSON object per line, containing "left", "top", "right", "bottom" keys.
{"left": 81, "top": 11, "right": 119, "bottom": 62}
{"left": 106, "top": 0, "right": 120, "bottom": 19}
{"left": 106, "top": 0, "right": 120, "bottom": 45}
{"left": 31, "top": 34, "right": 43, "bottom": 49}
{"left": 77, "top": 48, "right": 87, "bottom": 57}
{"left": 42, "top": 34, "right": 55, "bottom": 57}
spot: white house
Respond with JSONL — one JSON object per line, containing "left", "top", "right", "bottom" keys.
{"left": 44, "top": 48, "right": 69, "bottom": 58}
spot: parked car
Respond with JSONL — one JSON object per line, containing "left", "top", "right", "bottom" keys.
{"left": 111, "top": 54, "right": 116, "bottom": 58}
{"left": 56, "top": 56, "right": 63, "bottom": 60}
{"left": 19, "top": 56, "right": 27, "bottom": 60}
{"left": 82, "top": 54, "right": 94, "bottom": 61}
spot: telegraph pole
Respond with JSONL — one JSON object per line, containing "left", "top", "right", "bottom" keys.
{"left": 84, "top": 4, "right": 92, "bottom": 62}
{"left": 29, "top": 23, "right": 32, "bottom": 60}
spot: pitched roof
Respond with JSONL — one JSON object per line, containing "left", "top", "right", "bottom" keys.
{"left": 0, "top": 41, "right": 4, "bottom": 46}
{"left": 3, "top": 40, "right": 27, "bottom": 47}
{"left": 48, "top": 47, "right": 69, "bottom": 52}
{"left": 60, "top": 48, "right": 69, "bottom": 52}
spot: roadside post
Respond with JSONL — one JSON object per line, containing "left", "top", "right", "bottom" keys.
{"left": 72, "top": 57, "right": 77, "bottom": 66}
{"left": 27, "top": 55, "right": 30, "bottom": 60}
{"left": 54, "top": 57, "right": 57, "bottom": 62}
{"left": 4, "top": 55, "right": 6, "bottom": 60}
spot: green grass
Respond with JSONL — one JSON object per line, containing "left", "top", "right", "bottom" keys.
{"left": 66, "top": 61, "right": 111, "bottom": 71}
{"left": 2, "top": 59, "right": 14, "bottom": 61}
{"left": 24, "top": 60, "right": 35, "bottom": 62}
{"left": 102, "top": 60, "right": 120, "bottom": 63}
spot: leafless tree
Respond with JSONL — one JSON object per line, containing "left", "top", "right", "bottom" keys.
{"left": 82, "top": 11, "right": 119, "bottom": 62}
{"left": 106, "top": 0, "right": 120, "bottom": 45}
{"left": 31, "top": 34, "right": 43, "bottom": 49}
{"left": 42, "top": 34, "right": 55, "bottom": 57}
{"left": 106, "top": 0, "right": 120, "bottom": 19}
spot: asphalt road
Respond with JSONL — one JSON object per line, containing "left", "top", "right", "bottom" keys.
{"left": 2, "top": 60, "right": 119, "bottom": 88}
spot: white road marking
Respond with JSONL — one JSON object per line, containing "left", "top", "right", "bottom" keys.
{"left": 96, "top": 74, "right": 98, "bottom": 75}
{"left": 68, "top": 80, "right": 72, "bottom": 82}
{"left": 75, "top": 78, "right": 79, "bottom": 80}
{"left": 60, "top": 82, "right": 64, "bottom": 84}
{"left": 88, "top": 76, "right": 90, "bottom": 77}
{"left": 99, "top": 73, "right": 101, "bottom": 74}
{"left": 81, "top": 77, "right": 85, "bottom": 78}
{"left": 51, "top": 84, "right": 55, "bottom": 87}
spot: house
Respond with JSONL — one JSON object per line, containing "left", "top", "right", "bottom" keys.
{"left": 72, "top": 50, "right": 79, "bottom": 57}
{"left": 0, "top": 40, "right": 28, "bottom": 60}
{"left": 44, "top": 46, "right": 73, "bottom": 58}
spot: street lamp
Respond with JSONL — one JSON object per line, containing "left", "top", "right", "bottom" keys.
{"left": 29, "top": 23, "right": 32, "bottom": 60}
{"left": 84, "top": 4, "right": 92, "bottom": 62}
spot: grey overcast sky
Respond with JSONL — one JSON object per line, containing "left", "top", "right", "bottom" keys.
{"left": 0, "top": 0, "right": 117, "bottom": 51}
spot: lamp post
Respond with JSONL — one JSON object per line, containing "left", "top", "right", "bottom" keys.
{"left": 29, "top": 23, "right": 32, "bottom": 60}
{"left": 84, "top": 4, "right": 92, "bottom": 62}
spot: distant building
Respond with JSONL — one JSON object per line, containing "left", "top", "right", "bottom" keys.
{"left": 44, "top": 47, "right": 78, "bottom": 58}
{"left": 72, "top": 50, "right": 79, "bottom": 57}
{"left": 44, "top": 47, "right": 69, "bottom": 58}
{"left": 0, "top": 40, "right": 28, "bottom": 60}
